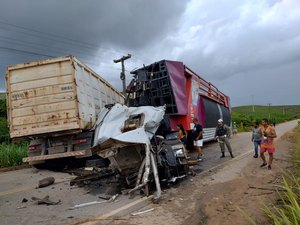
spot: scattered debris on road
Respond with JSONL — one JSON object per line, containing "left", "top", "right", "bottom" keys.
{"left": 21, "top": 198, "right": 28, "bottom": 203}
{"left": 37, "top": 177, "right": 55, "bottom": 188}
{"left": 69, "top": 200, "right": 107, "bottom": 210}
{"left": 131, "top": 208, "right": 154, "bottom": 216}
{"left": 69, "top": 193, "right": 119, "bottom": 210}
{"left": 31, "top": 195, "right": 61, "bottom": 205}
{"left": 69, "top": 168, "right": 115, "bottom": 186}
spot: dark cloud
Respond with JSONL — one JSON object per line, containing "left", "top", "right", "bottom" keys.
{"left": 0, "top": 0, "right": 185, "bottom": 91}
{"left": 0, "top": 0, "right": 299, "bottom": 107}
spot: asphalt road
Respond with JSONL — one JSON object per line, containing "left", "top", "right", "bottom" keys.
{"left": 0, "top": 120, "right": 298, "bottom": 225}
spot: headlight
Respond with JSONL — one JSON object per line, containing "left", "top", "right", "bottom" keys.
{"left": 175, "top": 149, "right": 184, "bottom": 157}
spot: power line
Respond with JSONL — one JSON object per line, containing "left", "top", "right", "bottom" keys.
{"left": 0, "top": 20, "right": 128, "bottom": 56}
{"left": 0, "top": 20, "right": 155, "bottom": 66}
{"left": 0, "top": 35, "right": 103, "bottom": 61}
{"left": 0, "top": 46, "right": 130, "bottom": 74}
{"left": 0, "top": 46, "right": 54, "bottom": 58}
{"left": 0, "top": 20, "right": 97, "bottom": 49}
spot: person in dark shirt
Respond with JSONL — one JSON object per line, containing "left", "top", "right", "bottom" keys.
{"left": 215, "top": 119, "right": 234, "bottom": 158}
{"left": 192, "top": 118, "right": 203, "bottom": 161}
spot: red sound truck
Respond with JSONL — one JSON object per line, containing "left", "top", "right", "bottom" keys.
{"left": 128, "top": 59, "right": 231, "bottom": 144}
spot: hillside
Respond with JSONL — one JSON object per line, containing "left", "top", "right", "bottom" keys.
{"left": 231, "top": 105, "right": 300, "bottom": 130}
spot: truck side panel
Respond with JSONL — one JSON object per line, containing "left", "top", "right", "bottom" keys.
{"left": 7, "top": 59, "right": 79, "bottom": 139}
{"left": 74, "top": 62, "right": 124, "bottom": 129}
{"left": 7, "top": 56, "right": 124, "bottom": 140}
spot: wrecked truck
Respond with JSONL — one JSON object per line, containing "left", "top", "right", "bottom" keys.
{"left": 91, "top": 103, "right": 189, "bottom": 198}
{"left": 6, "top": 55, "right": 124, "bottom": 168}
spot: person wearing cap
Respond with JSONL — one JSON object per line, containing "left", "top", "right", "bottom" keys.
{"left": 232, "top": 122, "right": 237, "bottom": 136}
{"left": 215, "top": 119, "right": 234, "bottom": 158}
{"left": 192, "top": 118, "right": 203, "bottom": 161}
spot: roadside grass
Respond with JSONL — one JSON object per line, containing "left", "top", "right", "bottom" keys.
{"left": 239, "top": 125, "right": 300, "bottom": 224}
{"left": 0, "top": 142, "right": 28, "bottom": 167}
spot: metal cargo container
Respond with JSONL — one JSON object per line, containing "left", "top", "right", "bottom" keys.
{"left": 6, "top": 55, "right": 124, "bottom": 140}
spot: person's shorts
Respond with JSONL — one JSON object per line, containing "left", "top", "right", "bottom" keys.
{"left": 194, "top": 140, "right": 203, "bottom": 147}
{"left": 260, "top": 147, "right": 275, "bottom": 154}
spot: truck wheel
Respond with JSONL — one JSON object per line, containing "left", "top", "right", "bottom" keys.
{"left": 33, "top": 159, "right": 68, "bottom": 171}
{"left": 33, "top": 163, "right": 47, "bottom": 170}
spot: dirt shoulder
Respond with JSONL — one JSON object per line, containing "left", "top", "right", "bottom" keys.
{"left": 185, "top": 132, "right": 294, "bottom": 225}
{"left": 110, "top": 125, "right": 296, "bottom": 225}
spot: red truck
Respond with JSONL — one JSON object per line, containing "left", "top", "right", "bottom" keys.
{"left": 128, "top": 59, "right": 231, "bottom": 144}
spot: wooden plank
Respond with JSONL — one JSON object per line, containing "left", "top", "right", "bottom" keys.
{"left": 11, "top": 100, "right": 77, "bottom": 117}
{"left": 10, "top": 74, "right": 74, "bottom": 92}
{"left": 9, "top": 84, "right": 75, "bottom": 100}
{"left": 9, "top": 61, "right": 72, "bottom": 84}
{"left": 7, "top": 56, "right": 71, "bottom": 71}
{"left": 11, "top": 120, "right": 80, "bottom": 138}
{"left": 11, "top": 91, "right": 75, "bottom": 109}
{"left": 12, "top": 109, "right": 78, "bottom": 126}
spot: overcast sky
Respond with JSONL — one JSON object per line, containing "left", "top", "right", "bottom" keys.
{"left": 0, "top": 0, "right": 299, "bottom": 106}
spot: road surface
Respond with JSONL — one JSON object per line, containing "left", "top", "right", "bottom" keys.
{"left": 0, "top": 120, "right": 298, "bottom": 225}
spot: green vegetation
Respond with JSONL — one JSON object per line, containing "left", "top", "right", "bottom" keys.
{"left": 0, "top": 94, "right": 8, "bottom": 143}
{"left": 232, "top": 105, "right": 300, "bottom": 131}
{"left": 293, "top": 125, "right": 300, "bottom": 177}
{"left": 263, "top": 174, "right": 300, "bottom": 225}
{"left": 0, "top": 94, "right": 27, "bottom": 167}
{"left": 0, "top": 142, "right": 27, "bottom": 167}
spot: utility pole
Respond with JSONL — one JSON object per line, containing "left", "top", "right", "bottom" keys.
{"left": 113, "top": 54, "right": 131, "bottom": 95}
{"left": 267, "top": 103, "right": 272, "bottom": 119}
{"left": 251, "top": 94, "right": 255, "bottom": 112}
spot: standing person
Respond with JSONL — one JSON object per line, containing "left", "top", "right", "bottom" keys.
{"left": 177, "top": 124, "right": 187, "bottom": 145}
{"left": 192, "top": 118, "right": 203, "bottom": 161}
{"left": 215, "top": 119, "right": 234, "bottom": 158}
{"left": 232, "top": 122, "right": 238, "bottom": 136}
{"left": 260, "top": 118, "right": 277, "bottom": 169}
{"left": 251, "top": 122, "right": 262, "bottom": 158}
{"left": 177, "top": 124, "right": 189, "bottom": 159}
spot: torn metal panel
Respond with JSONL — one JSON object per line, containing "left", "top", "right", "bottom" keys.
{"left": 92, "top": 104, "right": 166, "bottom": 199}
{"left": 93, "top": 103, "right": 165, "bottom": 151}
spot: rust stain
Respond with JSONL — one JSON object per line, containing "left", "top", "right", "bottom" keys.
{"left": 48, "top": 115, "right": 57, "bottom": 120}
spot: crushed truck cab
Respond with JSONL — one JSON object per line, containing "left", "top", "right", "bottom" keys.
{"left": 92, "top": 103, "right": 189, "bottom": 198}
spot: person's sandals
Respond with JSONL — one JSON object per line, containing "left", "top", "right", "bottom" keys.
{"left": 260, "top": 162, "right": 267, "bottom": 168}
{"left": 268, "top": 165, "right": 272, "bottom": 170}
{"left": 253, "top": 155, "right": 258, "bottom": 158}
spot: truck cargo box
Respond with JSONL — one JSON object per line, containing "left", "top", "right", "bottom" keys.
{"left": 6, "top": 55, "right": 124, "bottom": 140}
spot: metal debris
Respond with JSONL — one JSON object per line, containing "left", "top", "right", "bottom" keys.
{"left": 31, "top": 195, "right": 61, "bottom": 205}
{"left": 70, "top": 168, "right": 115, "bottom": 186}
{"left": 131, "top": 208, "right": 154, "bottom": 216}
{"left": 69, "top": 200, "right": 107, "bottom": 210}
